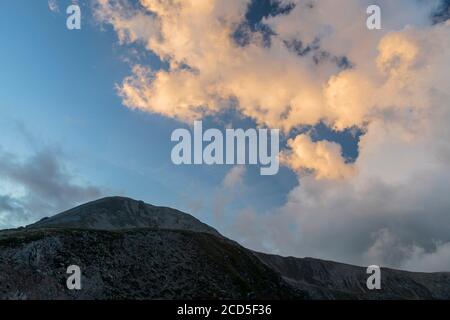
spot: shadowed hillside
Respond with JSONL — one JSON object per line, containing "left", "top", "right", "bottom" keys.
{"left": 0, "top": 197, "right": 449, "bottom": 300}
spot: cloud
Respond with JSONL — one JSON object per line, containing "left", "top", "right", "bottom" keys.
{"left": 230, "top": 114, "right": 450, "bottom": 270}
{"left": 282, "top": 134, "right": 355, "bottom": 179}
{"left": 402, "top": 242, "right": 450, "bottom": 273}
{"left": 48, "top": 0, "right": 60, "bottom": 13}
{"left": 48, "top": 0, "right": 81, "bottom": 14}
{"left": 0, "top": 195, "right": 28, "bottom": 228}
{"left": 95, "top": 0, "right": 338, "bottom": 130}
{"left": 210, "top": 166, "right": 247, "bottom": 222}
{"left": 95, "top": 0, "right": 450, "bottom": 271}
{"left": 236, "top": 14, "right": 450, "bottom": 272}
{"left": 95, "top": 0, "right": 446, "bottom": 177}
{"left": 0, "top": 146, "right": 102, "bottom": 229}
{"left": 222, "top": 165, "right": 246, "bottom": 189}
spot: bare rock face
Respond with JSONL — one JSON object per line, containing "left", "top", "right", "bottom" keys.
{"left": 1, "top": 197, "right": 450, "bottom": 300}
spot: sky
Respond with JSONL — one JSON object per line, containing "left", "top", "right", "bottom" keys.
{"left": 0, "top": 0, "right": 449, "bottom": 272}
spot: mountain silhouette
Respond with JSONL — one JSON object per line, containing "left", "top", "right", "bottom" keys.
{"left": 0, "top": 197, "right": 449, "bottom": 300}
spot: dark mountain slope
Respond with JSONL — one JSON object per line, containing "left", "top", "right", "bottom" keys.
{"left": 0, "top": 197, "right": 449, "bottom": 300}
{"left": 0, "top": 228, "right": 304, "bottom": 299}
{"left": 256, "top": 253, "right": 450, "bottom": 299}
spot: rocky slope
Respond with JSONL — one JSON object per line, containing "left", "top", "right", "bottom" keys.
{"left": 0, "top": 197, "right": 449, "bottom": 300}
{"left": 0, "top": 228, "right": 303, "bottom": 299}
{"left": 256, "top": 253, "right": 450, "bottom": 299}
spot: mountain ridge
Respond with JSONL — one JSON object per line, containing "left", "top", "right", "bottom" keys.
{"left": 26, "top": 196, "right": 221, "bottom": 236}
{"left": 0, "top": 196, "right": 449, "bottom": 300}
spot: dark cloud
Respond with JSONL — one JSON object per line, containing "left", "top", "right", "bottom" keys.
{"left": 0, "top": 146, "right": 102, "bottom": 229}
{"left": 0, "top": 195, "right": 28, "bottom": 227}
{"left": 432, "top": 0, "right": 450, "bottom": 24}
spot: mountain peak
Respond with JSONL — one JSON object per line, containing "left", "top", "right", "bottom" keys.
{"left": 27, "top": 196, "right": 220, "bottom": 236}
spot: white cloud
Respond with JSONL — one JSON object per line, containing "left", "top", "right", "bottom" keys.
{"left": 282, "top": 134, "right": 355, "bottom": 180}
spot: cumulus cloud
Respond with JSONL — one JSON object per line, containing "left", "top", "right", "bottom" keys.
{"left": 0, "top": 146, "right": 102, "bottom": 229}
{"left": 95, "top": 0, "right": 338, "bottom": 131}
{"left": 231, "top": 114, "right": 450, "bottom": 270}
{"left": 282, "top": 134, "right": 355, "bottom": 179}
{"left": 95, "top": 0, "right": 446, "bottom": 177}
{"left": 95, "top": 0, "right": 450, "bottom": 271}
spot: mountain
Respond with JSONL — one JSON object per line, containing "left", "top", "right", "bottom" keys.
{"left": 27, "top": 196, "right": 220, "bottom": 236}
{"left": 256, "top": 253, "right": 450, "bottom": 299}
{"left": 0, "top": 197, "right": 449, "bottom": 300}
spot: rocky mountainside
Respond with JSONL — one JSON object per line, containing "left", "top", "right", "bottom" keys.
{"left": 256, "top": 253, "right": 450, "bottom": 299}
{"left": 0, "top": 197, "right": 449, "bottom": 300}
